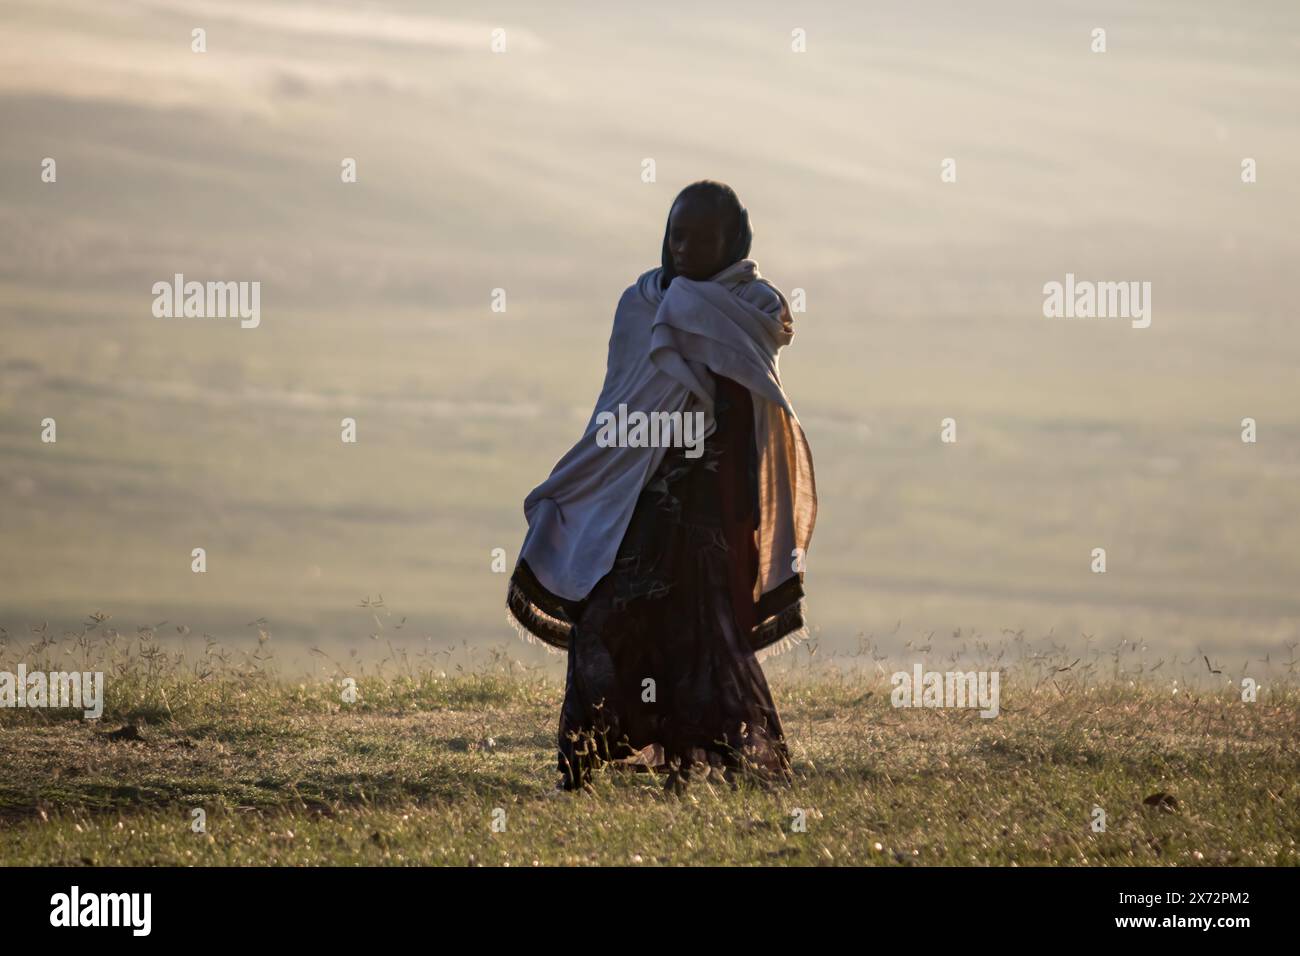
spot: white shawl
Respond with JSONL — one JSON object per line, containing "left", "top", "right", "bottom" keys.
{"left": 519, "top": 257, "right": 817, "bottom": 609}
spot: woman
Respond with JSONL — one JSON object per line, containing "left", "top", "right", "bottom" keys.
{"left": 507, "top": 180, "right": 817, "bottom": 793}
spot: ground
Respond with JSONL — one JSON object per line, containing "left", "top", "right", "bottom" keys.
{"left": 1, "top": 634, "right": 1296, "bottom": 866}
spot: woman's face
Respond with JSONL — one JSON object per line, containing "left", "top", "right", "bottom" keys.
{"left": 667, "top": 197, "right": 732, "bottom": 281}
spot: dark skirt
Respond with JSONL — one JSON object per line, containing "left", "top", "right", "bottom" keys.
{"left": 547, "top": 374, "right": 794, "bottom": 790}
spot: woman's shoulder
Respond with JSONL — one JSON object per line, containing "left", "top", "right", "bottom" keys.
{"left": 625, "top": 266, "right": 668, "bottom": 307}
{"left": 736, "top": 276, "right": 781, "bottom": 305}
{"left": 735, "top": 276, "right": 791, "bottom": 324}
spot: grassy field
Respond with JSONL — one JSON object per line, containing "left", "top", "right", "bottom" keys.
{"left": 1, "top": 628, "right": 1297, "bottom": 866}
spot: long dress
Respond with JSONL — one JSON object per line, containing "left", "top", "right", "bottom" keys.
{"left": 553, "top": 372, "right": 793, "bottom": 791}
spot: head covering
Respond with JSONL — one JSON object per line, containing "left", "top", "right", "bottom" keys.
{"left": 659, "top": 181, "right": 753, "bottom": 291}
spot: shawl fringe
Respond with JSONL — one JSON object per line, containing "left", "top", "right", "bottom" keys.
{"left": 753, "top": 618, "right": 810, "bottom": 663}
{"left": 506, "top": 566, "right": 573, "bottom": 652}
{"left": 506, "top": 560, "right": 808, "bottom": 660}
{"left": 504, "top": 610, "right": 566, "bottom": 656}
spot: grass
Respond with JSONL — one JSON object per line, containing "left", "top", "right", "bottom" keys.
{"left": 0, "top": 623, "right": 1297, "bottom": 866}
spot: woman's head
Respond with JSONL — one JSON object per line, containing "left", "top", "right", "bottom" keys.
{"left": 660, "top": 180, "right": 752, "bottom": 289}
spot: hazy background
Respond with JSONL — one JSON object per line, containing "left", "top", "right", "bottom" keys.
{"left": 2, "top": 0, "right": 1298, "bottom": 671}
